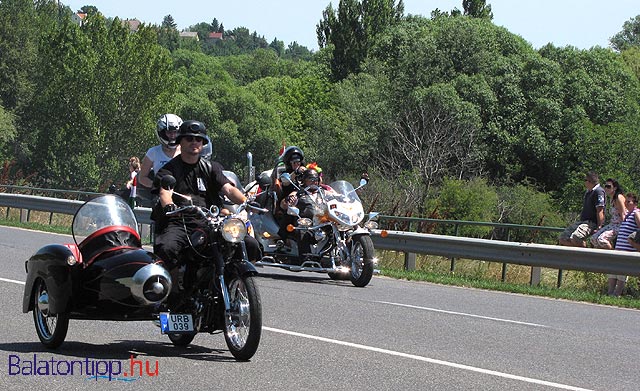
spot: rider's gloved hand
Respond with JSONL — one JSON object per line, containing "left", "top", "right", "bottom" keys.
{"left": 287, "top": 194, "right": 298, "bottom": 206}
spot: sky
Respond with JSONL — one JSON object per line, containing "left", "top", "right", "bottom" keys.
{"left": 63, "top": 0, "right": 639, "bottom": 51}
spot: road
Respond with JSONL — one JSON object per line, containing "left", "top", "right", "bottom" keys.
{"left": 0, "top": 226, "right": 638, "bottom": 390}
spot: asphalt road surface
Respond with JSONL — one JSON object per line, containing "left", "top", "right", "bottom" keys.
{"left": 0, "top": 226, "right": 638, "bottom": 390}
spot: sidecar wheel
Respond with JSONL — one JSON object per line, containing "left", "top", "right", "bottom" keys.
{"left": 168, "top": 332, "right": 196, "bottom": 347}
{"left": 224, "top": 275, "right": 262, "bottom": 361}
{"left": 349, "top": 235, "right": 374, "bottom": 287}
{"left": 33, "top": 278, "right": 69, "bottom": 349}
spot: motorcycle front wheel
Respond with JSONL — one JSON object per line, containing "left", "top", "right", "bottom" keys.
{"left": 33, "top": 278, "right": 69, "bottom": 348}
{"left": 349, "top": 235, "right": 375, "bottom": 287}
{"left": 224, "top": 275, "right": 262, "bottom": 361}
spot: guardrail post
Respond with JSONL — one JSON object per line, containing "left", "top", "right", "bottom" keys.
{"left": 20, "top": 208, "right": 28, "bottom": 223}
{"left": 557, "top": 270, "right": 563, "bottom": 288}
{"left": 450, "top": 223, "right": 459, "bottom": 272}
{"left": 404, "top": 252, "right": 416, "bottom": 271}
{"left": 502, "top": 229, "right": 511, "bottom": 281}
{"left": 530, "top": 267, "right": 541, "bottom": 286}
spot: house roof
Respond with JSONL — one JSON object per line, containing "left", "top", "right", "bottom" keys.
{"left": 179, "top": 31, "right": 199, "bottom": 40}
{"left": 208, "top": 32, "right": 223, "bottom": 39}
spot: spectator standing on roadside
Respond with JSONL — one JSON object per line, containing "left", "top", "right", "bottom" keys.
{"left": 558, "top": 171, "right": 606, "bottom": 247}
{"left": 126, "top": 156, "right": 141, "bottom": 208}
{"left": 610, "top": 193, "right": 640, "bottom": 296}
{"left": 590, "top": 178, "right": 626, "bottom": 249}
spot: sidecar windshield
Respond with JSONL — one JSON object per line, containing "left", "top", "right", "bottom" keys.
{"left": 72, "top": 195, "right": 139, "bottom": 246}
{"left": 326, "top": 181, "right": 362, "bottom": 204}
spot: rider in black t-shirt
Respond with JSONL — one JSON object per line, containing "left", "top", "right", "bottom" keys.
{"left": 152, "top": 120, "right": 260, "bottom": 269}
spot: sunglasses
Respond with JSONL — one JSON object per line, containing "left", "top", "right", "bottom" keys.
{"left": 183, "top": 136, "right": 204, "bottom": 143}
{"left": 604, "top": 184, "right": 613, "bottom": 189}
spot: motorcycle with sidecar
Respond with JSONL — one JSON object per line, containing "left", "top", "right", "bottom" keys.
{"left": 22, "top": 191, "right": 263, "bottom": 360}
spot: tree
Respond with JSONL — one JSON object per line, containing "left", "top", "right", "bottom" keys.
{"left": 0, "top": 104, "right": 16, "bottom": 160}
{"left": 610, "top": 15, "right": 640, "bottom": 52}
{"left": 316, "top": 0, "right": 404, "bottom": 81}
{"left": 23, "top": 13, "right": 175, "bottom": 189}
{"left": 269, "top": 38, "right": 284, "bottom": 56}
{"left": 162, "top": 15, "right": 177, "bottom": 29}
{"left": 462, "top": 0, "right": 493, "bottom": 20}
{"left": 80, "top": 5, "right": 99, "bottom": 15}
{"left": 381, "top": 83, "right": 483, "bottom": 203}
{"left": 158, "top": 15, "right": 179, "bottom": 51}
{"left": 284, "top": 41, "right": 312, "bottom": 60}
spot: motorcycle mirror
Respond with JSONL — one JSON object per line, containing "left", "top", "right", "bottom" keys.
{"left": 161, "top": 175, "right": 176, "bottom": 190}
{"left": 287, "top": 205, "right": 300, "bottom": 217}
{"left": 359, "top": 178, "right": 368, "bottom": 187}
{"left": 280, "top": 172, "right": 292, "bottom": 186}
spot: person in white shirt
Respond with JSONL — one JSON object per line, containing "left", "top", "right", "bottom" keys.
{"left": 138, "top": 114, "right": 183, "bottom": 189}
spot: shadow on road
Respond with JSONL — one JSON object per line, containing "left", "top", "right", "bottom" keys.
{"left": 0, "top": 339, "right": 242, "bottom": 362}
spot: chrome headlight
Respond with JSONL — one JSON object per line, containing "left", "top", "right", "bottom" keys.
{"left": 297, "top": 218, "right": 313, "bottom": 227}
{"left": 364, "top": 220, "right": 379, "bottom": 229}
{"left": 222, "top": 218, "right": 247, "bottom": 243}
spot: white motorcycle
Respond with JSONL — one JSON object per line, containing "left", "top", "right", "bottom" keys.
{"left": 249, "top": 173, "right": 378, "bottom": 287}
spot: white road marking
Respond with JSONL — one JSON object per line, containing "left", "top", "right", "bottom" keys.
{"left": 264, "top": 326, "right": 592, "bottom": 391}
{"left": 0, "top": 277, "right": 25, "bottom": 285}
{"left": 375, "top": 300, "right": 548, "bottom": 328}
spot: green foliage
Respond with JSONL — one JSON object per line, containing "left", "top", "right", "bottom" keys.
{"left": 462, "top": 0, "right": 493, "bottom": 20}
{"left": 317, "top": 0, "right": 404, "bottom": 81}
{"left": 610, "top": 15, "right": 640, "bottom": 52}
{"left": 496, "top": 181, "right": 566, "bottom": 243}
{"left": 426, "top": 177, "right": 498, "bottom": 237}
{"left": 19, "top": 12, "right": 175, "bottom": 190}
{"left": 0, "top": 104, "right": 16, "bottom": 160}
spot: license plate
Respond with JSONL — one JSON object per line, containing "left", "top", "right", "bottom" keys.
{"left": 159, "top": 312, "right": 194, "bottom": 334}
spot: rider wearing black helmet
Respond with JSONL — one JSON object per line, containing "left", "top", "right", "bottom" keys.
{"left": 152, "top": 120, "right": 261, "bottom": 271}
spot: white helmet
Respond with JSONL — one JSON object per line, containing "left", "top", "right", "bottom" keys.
{"left": 156, "top": 113, "right": 183, "bottom": 148}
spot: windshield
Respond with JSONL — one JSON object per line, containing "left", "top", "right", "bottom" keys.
{"left": 326, "top": 180, "right": 362, "bottom": 204}
{"left": 72, "top": 195, "right": 139, "bottom": 245}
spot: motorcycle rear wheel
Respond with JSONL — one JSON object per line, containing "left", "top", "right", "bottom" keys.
{"left": 224, "top": 275, "right": 262, "bottom": 361}
{"left": 168, "top": 332, "right": 196, "bottom": 346}
{"left": 33, "top": 278, "right": 69, "bottom": 348}
{"left": 349, "top": 235, "right": 374, "bottom": 287}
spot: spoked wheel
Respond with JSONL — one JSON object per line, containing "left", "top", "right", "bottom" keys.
{"left": 33, "top": 278, "right": 69, "bottom": 348}
{"left": 349, "top": 235, "right": 374, "bottom": 287}
{"left": 168, "top": 332, "right": 196, "bottom": 347}
{"left": 224, "top": 275, "right": 262, "bottom": 361}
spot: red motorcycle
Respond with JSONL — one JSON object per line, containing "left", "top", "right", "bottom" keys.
{"left": 22, "top": 193, "right": 262, "bottom": 360}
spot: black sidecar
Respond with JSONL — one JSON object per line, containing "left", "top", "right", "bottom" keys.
{"left": 22, "top": 195, "right": 172, "bottom": 348}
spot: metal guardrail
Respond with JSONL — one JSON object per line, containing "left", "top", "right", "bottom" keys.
{"left": 371, "top": 230, "right": 640, "bottom": 277}
{"left": 2, "top": 193, "right": 640, "bottom": 279}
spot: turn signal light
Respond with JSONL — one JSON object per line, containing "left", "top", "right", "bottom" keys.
{"left": 287, "top": 224, "right": 295, "bottom": 232}
{"left": 380, "top": 230, "right": 389, "bottom": 238}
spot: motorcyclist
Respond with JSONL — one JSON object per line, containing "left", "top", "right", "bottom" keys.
{"left": 272, "top": 146, "right": 306, "bottom": 239}
{"left": 138, "top": 114, "right": 183, "bottom": 189}
{"left": 151, "top": 120, "right": 261, "bottom": 274}
{"left": 281, "top": 168, "right": 326, "bottom": 258}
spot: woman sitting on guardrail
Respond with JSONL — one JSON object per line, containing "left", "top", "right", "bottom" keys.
{"left": 590, "top": 178, "right": 626, "bottom": 250}
{"left": 611, "top": 193, "right": 640, "bottom": 296}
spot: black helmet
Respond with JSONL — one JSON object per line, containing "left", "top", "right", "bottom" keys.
{"left": 302, "top": 168, "right": 319, "bottom": 183}
{"left": 281, "top": 146, "right": 304, "bottom": 171}
{"left": 156, "top": 114, "right": 183, "bottom": 148}
{"left": 177, "top": 120, "right": 209, "bottom": 145}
